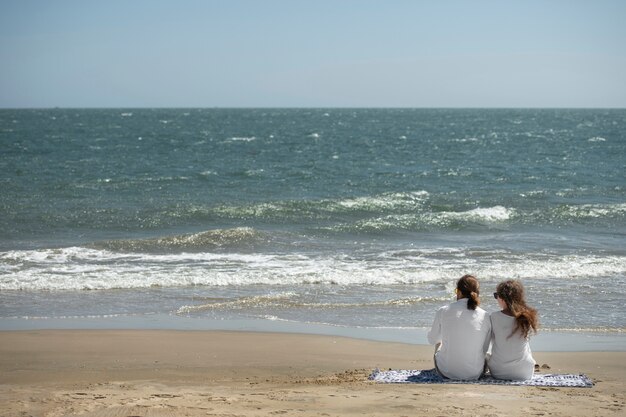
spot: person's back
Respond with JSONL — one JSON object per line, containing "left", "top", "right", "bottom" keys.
{"left": 428, "top": 298, "right": 491, "bottom": 379}
{"left": 427, "top": 275, "right": 491, "bottom": 380}
{"left": 488, "top": 311, "right": 534, "bottom": 380}
{"left": 488, "top": 279, "right": 538, "bottom": 381}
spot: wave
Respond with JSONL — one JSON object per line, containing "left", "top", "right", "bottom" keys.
{"left": 91, "top": 227, "right": 266, "bottom": 252}
{"left": 2, "top": 245, "right": 625, "bottom": 291}
{"left": 198, "top": 197, "right": 625, "bottom": 233}
{"left": 542, "top": 327, "right": 625, "bottom": 333}
{"left": 226, "top": 136, "right": 256, "bottom": 142}
{"left": 210, "top": 191, "right": 430, "bottom": 219}
{"left": 204, "top": 196, "right": 521, "bottom": 233}
{"left": 176, "top": 293, "right": 450, "bottom": 314}
{"left": 20, "top": 192, "right": 622, "bottom": 239}
{"left": 552, "top": 202, "right": 626, "bottom": 220}
{"left": 323, "top": 206, "right": 514, "bottom": 233}
{"left": 324, "top": 202, "right": 626, "bottom": 233}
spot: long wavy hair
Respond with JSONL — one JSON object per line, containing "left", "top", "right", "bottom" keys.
{"left": 496, "top": 280, "right": 539, "bottom": 339}
{"left": 457, "top": 274, "right": 480, "bottom": 310}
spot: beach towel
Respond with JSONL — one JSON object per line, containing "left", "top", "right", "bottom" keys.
{"left": 369, "top": 368, "right": 594, "bottom": 387}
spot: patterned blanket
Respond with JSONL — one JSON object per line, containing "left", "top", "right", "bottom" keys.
{"left": 369, "top": 369, "right": 594, "bottom": 387}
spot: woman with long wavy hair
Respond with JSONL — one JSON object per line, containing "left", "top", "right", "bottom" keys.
{"left": 488, "top": 279, "right": 539, "bottom": 380}
{"left": 427, "top": 274, "right": 492, "bottom": 380}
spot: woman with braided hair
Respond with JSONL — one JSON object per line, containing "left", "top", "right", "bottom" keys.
{"left": 488, "top": 279, "right": 539, "bottom": 380}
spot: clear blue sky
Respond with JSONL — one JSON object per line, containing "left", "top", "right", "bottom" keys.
{"left": 1, "top": 0, "right": 625, "bottom": 108}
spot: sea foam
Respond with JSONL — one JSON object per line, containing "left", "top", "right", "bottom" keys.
{"left": 2, "top": 246, "right": 625, "bottom": 291}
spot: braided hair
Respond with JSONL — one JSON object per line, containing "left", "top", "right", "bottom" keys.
{"left": 457, "top": 274, "right": 480, "bottom": 310}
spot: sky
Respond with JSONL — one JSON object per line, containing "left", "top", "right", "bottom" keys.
{"left": 1, "top": 0, "right": 625, "bottom": 108}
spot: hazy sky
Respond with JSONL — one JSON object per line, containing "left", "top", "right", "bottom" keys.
{"left": 1, "top": 0, "right": 625, "bottom": 108}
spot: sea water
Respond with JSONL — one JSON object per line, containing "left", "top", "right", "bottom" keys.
{"left": 1, "top": 109, "right": 624, "bottom": 339}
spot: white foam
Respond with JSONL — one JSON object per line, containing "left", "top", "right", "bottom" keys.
{"left": 228, "top": 136, "right": 256, "bottom": 142}
{"left": 1, "top": 246, "right": 625, "bottom": 291}
{"left": 588, "top": 136, "right": 606, "bottom": 142}
{"left": 177, "top": 292, "right": 298, "bottom": 314}
{"left": 430, "top": 206, "right": 514, "bottom": 224}
{"left": 520, "top": 190, "right": 547, "bottom": 198}
{"left": 561, "top": 203, "right": 626, "bottom": 219}
{"left": 453, "top": 206, "right": 513, "bottom": 222}
{"left": 212, "top": 191, "right": 431, "bottom": 218}
{"left": 245, "top": 169, "right": 264, "bottom": 176}
{"left": 176, "top": 294, "right": 451, "bottom": 315}
{"left": 344, "top": 206, "right": 513, "bottom": 232}
{"left": 543, "top": 327, "right": 625, "bottom": 333}
{"left": 335, "top": 191, "right": 429, "bottom": 211}
{"left": 260, "top": 315, "right": 284, "bottom": 321}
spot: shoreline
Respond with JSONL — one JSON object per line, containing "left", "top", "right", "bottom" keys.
{"left": 1, "top": 329, "right": 624, "bottom": 417}
{"left": 1, "top": 314, "right": 625, "bottom": 352}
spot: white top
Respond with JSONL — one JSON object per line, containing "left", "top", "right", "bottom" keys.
{"left": 487, "top": 311, "right": 535, "bottom": 380}
{"left": 427, "top": 298, "right": 491, "bottom": 380}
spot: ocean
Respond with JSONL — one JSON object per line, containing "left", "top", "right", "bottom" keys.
{"left": 1, "top": 108, "right": 624, "bottom": 337}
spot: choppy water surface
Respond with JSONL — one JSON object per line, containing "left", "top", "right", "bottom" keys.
{"left": 1, "top": 109, "right": 624, "bottom": 332}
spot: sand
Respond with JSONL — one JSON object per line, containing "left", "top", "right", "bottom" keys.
{"left": 1, "top": 330, "right": 624, "bottom": 417}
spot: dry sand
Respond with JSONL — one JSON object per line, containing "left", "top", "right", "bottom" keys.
{"left": 1, "top": 330, "right": 624, "bottom": 417}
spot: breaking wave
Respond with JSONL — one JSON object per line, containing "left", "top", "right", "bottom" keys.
{"left": 210, "top": 191, "right": 431, "bottom": 220}
{"left": 1, "top": 244, "right": 625, "bottom": 291}
{"left": 187, "top": 198, "right": 625, "bottom": 233}
{"left": 323, "top": 206, "right": 514, "bottom": 233}
{"left": 91, "top": 227, "right": 266, "bottom": 252}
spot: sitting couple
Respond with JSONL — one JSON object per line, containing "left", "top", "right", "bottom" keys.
{"left": 427, "top": 274, "right": 538, "bottom": 380}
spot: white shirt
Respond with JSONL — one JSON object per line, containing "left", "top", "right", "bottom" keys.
{"left": 427, "top": 298, "right": 491, "bottom": 380}
{"left": 487, "top": 311, "right": 535, "bottom": 380}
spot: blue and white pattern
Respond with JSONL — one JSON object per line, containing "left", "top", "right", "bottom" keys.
{"left": 369, "top": 369, "right": 594, "bottom": 387}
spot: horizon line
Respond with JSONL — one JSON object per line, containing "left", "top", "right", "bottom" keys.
{"left": 1, "top": 106, "right": 625, "bottom": 111}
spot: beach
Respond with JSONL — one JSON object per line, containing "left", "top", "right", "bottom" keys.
{"left": 1, "top": 330, "right": 624, "bottom": 417}
{"left": 1, "top": 109, "right": 624, "bottom": 415}
{"left": 2, "top": 0, "right": 625, "bottom": 414}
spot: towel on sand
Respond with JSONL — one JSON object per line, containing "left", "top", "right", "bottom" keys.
{"left": 369, "top": 369, "right": 594, "bottom": 387}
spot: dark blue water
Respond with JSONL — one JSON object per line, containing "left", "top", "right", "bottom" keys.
{"left": 1, "top": 109, "right": 625, "bottom": 331}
